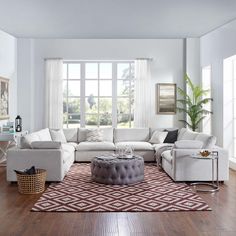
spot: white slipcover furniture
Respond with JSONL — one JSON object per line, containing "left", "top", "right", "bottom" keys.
{"left": 6, "top": 127, "right": 229, "bottom": 182}
{"left": 160, "top": 128, "right": 229, "bottom": 181}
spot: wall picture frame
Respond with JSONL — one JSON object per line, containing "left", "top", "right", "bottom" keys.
{"left": 0, "top": 77, "right": 10, "bottom": 120}
{"left": 156, "top": 83, "right": 176, "bottom": 114}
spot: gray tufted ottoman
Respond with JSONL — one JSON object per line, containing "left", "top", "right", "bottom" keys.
{"left": 91, "top": 156, "right": 144, "bottom": 185}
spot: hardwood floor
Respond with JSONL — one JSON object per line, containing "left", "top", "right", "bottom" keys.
{"left": 0, "top": 167, "right": 236, "bottom": 236}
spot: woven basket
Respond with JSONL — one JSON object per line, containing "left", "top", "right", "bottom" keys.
{"left": 16, "top": 169, "right": 47, "bottom": 194}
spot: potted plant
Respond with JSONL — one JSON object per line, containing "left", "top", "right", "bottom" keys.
{"left": 177, "top": 74, "right": 213, "bottom": 131}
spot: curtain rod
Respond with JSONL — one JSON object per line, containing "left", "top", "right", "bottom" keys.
{"left": 45, "top": 58, "right": 154, "bottom": 61}
{"left": 44, "top": 58, "right": 63, "bottom": 60}
{"left": 136, "top": 58, "right": 154, "bottom": 61}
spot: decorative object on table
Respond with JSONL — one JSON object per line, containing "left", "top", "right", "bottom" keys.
{"left": 15, "top": 115, "right": 22, "bottom": 132}
{"left": 190, "top": 151, "right": 219, "bottom": 193}
{"left": 156, "top": 83, "right": 176, "bottom": 114}
{"left": 15, "top": 167, "right": 46, "bottom": 194}
{"left": 0, "top": 77, "right": 9, "bottom": 120}
{"left": 117, "top": 145, "right": 134, "bottom": 158}
{"left": 177, "top": 74, "right": 213, "bottom": 131}
{"left": 32, "top": 163, "right": 211, "bottom": 212}
{"left": 8, "top": 121, "right": 14, "bottom": 133}
{"left": 199, "top": 150, "right": 211, "bottom": 157}
{"left": 2, "top": 121, "right": 14, "bottom": 133}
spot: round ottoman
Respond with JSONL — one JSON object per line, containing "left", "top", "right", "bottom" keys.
{"left": 91, "top": 156, "right": 144, "bottom": 185}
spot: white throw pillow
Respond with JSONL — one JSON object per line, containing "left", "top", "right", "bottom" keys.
{"left": 149, "top": 131, "right": 168, "bottom": 144}
{"left": 86, "top": 129, "right": 103, "bottom": 142}
{"left": 31, "top": 141, "right": 62, "bottom": 149}
{"left": 50, "top": 129, "right": 67, "bottom": 143}
{"left": 20, "top": 133, "right": 40, "bottom": 149}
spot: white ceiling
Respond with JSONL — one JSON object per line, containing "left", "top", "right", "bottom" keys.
{"left": 0, "top": 0, "right": 236, "bottom": 38}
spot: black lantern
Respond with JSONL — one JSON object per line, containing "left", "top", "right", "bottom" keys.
{"left": 15, "top": 115, "right": 22, "bottom": 132}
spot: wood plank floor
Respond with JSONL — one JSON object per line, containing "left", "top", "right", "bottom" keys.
{"left": 0, "top": 167, "right": 236, "bottom": 236}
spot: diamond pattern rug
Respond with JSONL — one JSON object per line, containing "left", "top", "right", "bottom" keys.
{"left": 31, "top": 163, "right": 211, "bottom": 212}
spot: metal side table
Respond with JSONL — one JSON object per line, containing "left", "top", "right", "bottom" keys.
{"left": 190, "top": 151, "right": 219, "bottom": 193}
{"left": 0, "top": 131, "right": 28, "bottom": 166}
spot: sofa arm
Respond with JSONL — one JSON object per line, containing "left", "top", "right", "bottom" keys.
{"left": 172, "top": 147, "right": 229, "bottom": 181}
{"left": 174, "top": 140, "right": 203, "bottom": 149}
{"left": 7, "top": 148, "right": 64, "bottom": 182}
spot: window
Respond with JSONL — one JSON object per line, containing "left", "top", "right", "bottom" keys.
{"left": 63, "top": 61, "right": 134, "bottom": 128}
{"left": 202, "top": 66, "right": 212, "bottom": 134}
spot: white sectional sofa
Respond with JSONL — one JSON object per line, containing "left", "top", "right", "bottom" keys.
{"left": 6, "top": 127, "right": 229, "bottom": 182}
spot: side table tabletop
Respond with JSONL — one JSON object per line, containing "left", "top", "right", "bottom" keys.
{"left": 0, "top": 131, "right": 28, "bottom": 166}
{"left": 190, "top": 151, "right": 219, "bottom": 193}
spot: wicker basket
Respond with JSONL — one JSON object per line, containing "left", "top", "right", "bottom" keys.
{"left": 16, "top": 169, "right": 47, "bottom": 194}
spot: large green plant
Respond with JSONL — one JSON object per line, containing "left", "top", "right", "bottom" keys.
{"left": 177, "top": 74, "right": 213, "bottom": 131}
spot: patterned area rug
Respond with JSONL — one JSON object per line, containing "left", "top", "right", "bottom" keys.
{"left": 32, "top": 163, "right": 211, "bottom": 212}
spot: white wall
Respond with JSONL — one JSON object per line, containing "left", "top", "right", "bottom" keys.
{"left": 186, "top": 38, "right": 200, "bottom": 86}
{"left": 201, "top": 19, "right": 236, "bottom": 170}
{"left": 201, "top": 19, "right": 236, "bottom": 148}
{"left": 0, "top": 30, "right": 17, "bottom": 126}
{"left": 17, "top": 39, "right": 185, "bottom": 132}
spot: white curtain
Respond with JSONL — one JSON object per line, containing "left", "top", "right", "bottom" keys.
{"left": 45, "top": 59, "right": 63, "bottom": 129}
{"left": 134, "top": 59, "right": 152, "bottom": 127}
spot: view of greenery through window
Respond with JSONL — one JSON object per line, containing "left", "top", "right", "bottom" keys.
{"left": 63, "top": 61, "right": 134, "bottom": 128}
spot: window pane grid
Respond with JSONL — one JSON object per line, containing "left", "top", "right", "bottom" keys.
{"left": 63, "top": 61, "right": 134, "bottom": 128}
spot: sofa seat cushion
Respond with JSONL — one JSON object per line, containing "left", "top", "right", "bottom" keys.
{"left": 77, "top": 142, "right": 115, "bottom": 151}
{"left": 161, "top": 150, "right": 172, "bottom": 164}
{"left": 115, "top": 142, "right": 153, "bottom": 151}
{"left": 62, "top": 144, "right": 75, "bottom": 163}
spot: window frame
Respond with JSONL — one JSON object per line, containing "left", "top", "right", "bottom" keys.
{"left": 63, "top": 60, "right": 134, "bottom": 128}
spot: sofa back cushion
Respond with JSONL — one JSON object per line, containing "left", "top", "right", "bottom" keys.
{"left": 114, "top": 128, "right": 150, "bottom": 142}
{"left": 78, "top": 127, "right": 113, "bottom": 142}
{"left": 178, "top": 128, "right": 199, "bottom": 140}
{"left": 63, "top": 128, "right": 78, "bottom": 142}
{"left": 195, "top": 133, "right": 216, "bottom": 149}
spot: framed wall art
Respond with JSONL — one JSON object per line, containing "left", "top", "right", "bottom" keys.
{"left": 156, "top": 83, "right": 176, "bottom": 114}
{"left": 0, "top": 77, "right": 9, "bottom": 120}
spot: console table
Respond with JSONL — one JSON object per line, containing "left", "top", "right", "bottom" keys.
{"left": 0, "top": 131, "right": 28, "bottom": 166}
